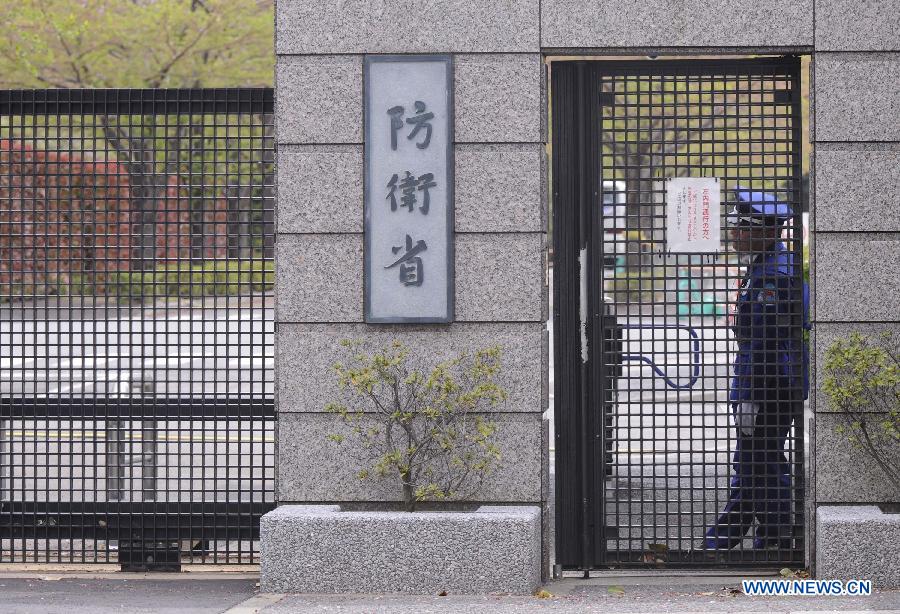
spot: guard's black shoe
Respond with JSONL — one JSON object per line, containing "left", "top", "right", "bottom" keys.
{"left": 694, "top": 542, "right": 728, "bottom": 551}
{"left": 752, "top": 538, "right": 793, "bottom": 550}
{"left": 693, "top": 540, "right": 731, "bottom": 560}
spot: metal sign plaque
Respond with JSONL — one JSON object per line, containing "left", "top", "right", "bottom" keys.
{"left": 666, "top": 177, "right": 721, "bottom": 253}
{"left": 364, "top": 55, "right": 454, "bottom": 323}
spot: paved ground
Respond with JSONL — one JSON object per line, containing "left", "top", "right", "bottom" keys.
{"left": 0, "top": 573, "right": 898, "bottom": 614}
{"left": 0, "top": 573, "right": 258, "bottom": 614}
{"left": 545, "top": 266, "right": 811, "bottom": 555}
{"left": 0, "top": 296, "right": 274, "bottom": 397}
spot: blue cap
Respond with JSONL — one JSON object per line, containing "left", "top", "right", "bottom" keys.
{"left": 726, "top": 187, "right": 793, "bottom": 227}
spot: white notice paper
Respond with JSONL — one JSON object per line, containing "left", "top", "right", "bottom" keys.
{"left": 666, "top": 177, "right": 721, "bottom": 253}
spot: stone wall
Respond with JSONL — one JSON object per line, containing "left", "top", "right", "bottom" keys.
{"left": 274, "top": 0, "right": 900, "bottom": 577}
{"left": 273, "top": 0, "right": 548, "bottom": 527}
{"left": 810, "top": 2, "right": 900, "bottom": 511}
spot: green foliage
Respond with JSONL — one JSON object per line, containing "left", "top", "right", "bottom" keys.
{"left": 104, "top": 260, "right": 273, "bottom": 301}
{"left": 802, "top": 244, "right": 810, "bottom": 283}
{"left": 608, "top": 266, "right": 667, "bottom": 302}
{"left": 0, "top": 3, "right": 276, "bottom": 284}
{"left": 0, "top": 0, "right": 273, "bottom": 89}
{"left": 823, "top": 331, "right": 900, "bottom": 493}
{"left": 325, "top": 340, "right": 508, "bottom": 511}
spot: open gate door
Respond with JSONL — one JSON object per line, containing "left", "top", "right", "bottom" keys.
{"left": 552, "top": 57, "right": 806, "bottom": 570}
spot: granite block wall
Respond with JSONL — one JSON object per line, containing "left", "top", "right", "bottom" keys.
{"left": 274, "top": 2, "right": 547, "bottom": 521}
{"left": 274, "top": 0, "right": 900, "bottom": 581}
{"left": 540, "top": 0, "right": 813, "bottom": 49}
{"left": 811, "top": 29, "right": 900, "bottom": 509}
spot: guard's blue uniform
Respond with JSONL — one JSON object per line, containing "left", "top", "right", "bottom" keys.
{"left": 703, "top": 192, "right": 808, "bottom": 550}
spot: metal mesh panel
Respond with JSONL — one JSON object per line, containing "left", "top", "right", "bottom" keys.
{"left": 596, "top": 59, "right": 804, "bottom": 567}
{"left": 551, "top": 57, "right": 806, "bottom": 570}
{"left": 0, "top": 89, "right": 275, "bottom": 567}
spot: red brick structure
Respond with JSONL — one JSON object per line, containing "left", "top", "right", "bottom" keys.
{"left": 0, "top": 139, "right": 226, "bottom": 296}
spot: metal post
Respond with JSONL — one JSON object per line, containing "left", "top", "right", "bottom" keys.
{"left": 138, "top": 371, "right": 157, "bottom": 502}
{"left": 106, "top": 418, "right": 125, "bottom": 502}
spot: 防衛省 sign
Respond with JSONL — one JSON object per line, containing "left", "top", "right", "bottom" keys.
{"left": 364, "top": 55, "right": 454, "bottom": 323}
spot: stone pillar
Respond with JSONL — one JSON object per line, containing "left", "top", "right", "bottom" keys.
{"left": 270, "top": 0, "right": 900, "bottom": 588}
{"left": 811, "top": 0, "right": 900, "bottom": 583}
{"left": 271, "top": 0, "right": 548, "bottom": 576}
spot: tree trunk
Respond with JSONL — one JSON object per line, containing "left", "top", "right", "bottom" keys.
{"left": 401, "top": 476, "right": 416, "bottom": 512}
{"left": 260, "top": 117, "right": 275, "bottom": 260}
{"left": 226, "top": 183, "right": 251, "bottom": 259}
{"left": 126, "top": 165, "right": 163, "bottom": 273}
{"left": 623, "top": 152, "right": 645, "bottom": 269}
{"left": 190, "top": 123, "right": 207, "bottom": 262}
{"left": 100, "top": 117, "right": 165, "bottom": 274}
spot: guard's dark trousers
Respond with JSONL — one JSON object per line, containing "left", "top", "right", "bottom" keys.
{"left": 704, "top": 401, "right": 795, "bottom": 549}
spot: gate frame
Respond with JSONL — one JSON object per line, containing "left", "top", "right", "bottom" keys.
{"left": 550, "top": 56, "right": 807, "bottom": 572}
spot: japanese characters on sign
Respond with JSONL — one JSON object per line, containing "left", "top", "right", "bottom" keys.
{"left": 364, "top": 56, "right": 453, "bottom": 323}
{"left": 666, "top": 177, "right": 722, "bottom": 253}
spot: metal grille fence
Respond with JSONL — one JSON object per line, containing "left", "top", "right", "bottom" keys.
{"left": 0, "top": 89, "right": 275, "bottom": 568}
{"left": 553, "top": 57, "right": 806, "bottom": 569}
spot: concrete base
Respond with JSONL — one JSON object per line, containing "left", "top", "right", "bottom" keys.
{"left": 260, "top": 504, "right": 541, "bottom": 595}
{"left": 816, "top": 505, "right": 900, "bottom": 588}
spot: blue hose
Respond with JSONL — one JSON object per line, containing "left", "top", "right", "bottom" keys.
{"left": 619, "top": 323, "right": 701, "bottom": 390}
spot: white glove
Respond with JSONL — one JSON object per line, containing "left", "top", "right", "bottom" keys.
{"left": 734, "top": 402, "right": 760, "bottom": 436}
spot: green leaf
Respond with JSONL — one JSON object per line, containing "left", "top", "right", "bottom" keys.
{"left": 323, "top": 341, "right": 509, "bottom": 507}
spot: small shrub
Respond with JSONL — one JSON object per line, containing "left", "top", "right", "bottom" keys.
{"left": 607, "top": 267, "right": 666, "bottom": 303}
{"left": 823, "top": 331, "right": 900, "bottom": 493}
{"left": 325, "top": 340, "right": 508, "bottom": 511}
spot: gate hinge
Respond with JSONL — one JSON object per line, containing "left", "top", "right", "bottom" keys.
{"left": 599, "top": 91, "right": 615, "bottom": 106}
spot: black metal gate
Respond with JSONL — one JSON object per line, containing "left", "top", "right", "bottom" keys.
{"left": 552, "top": 57, "right": 806, "bottom": 569}
{"left": 0, "top": 89, "right": 275, "bottom": 568}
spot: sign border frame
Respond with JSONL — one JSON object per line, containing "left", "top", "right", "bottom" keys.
{"left": 363, "top": 54, "right": 455, "bottom": 324}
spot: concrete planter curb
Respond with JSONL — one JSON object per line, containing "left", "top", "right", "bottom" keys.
{"left": 260, "top": 504, "right": 541, "bottom": 595}
{"left": 816, "top": 505, "right": 900, "bottom": 588}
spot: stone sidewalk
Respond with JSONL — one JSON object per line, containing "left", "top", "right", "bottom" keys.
{"left": 259, "top": 575, "right": 900, "bottom": 614}
{"left": 0, "top": 572, "right": 898, "bottom": 614}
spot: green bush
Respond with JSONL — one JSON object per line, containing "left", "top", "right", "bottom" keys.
{"left": 106, "top": 260, "right": 274, "bottom": 300}
{"left": 823, "top": 331, "right": 900, "bottom": 493}
{"left": 606, "top": 266, "right": 667, "bottom": 303}
{"left": 325, "top": 340, "right": 507, "bottom": 511}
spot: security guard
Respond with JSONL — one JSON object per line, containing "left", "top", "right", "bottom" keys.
{"left": 700, "top": 188, "right": 808, "bottom": 551}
